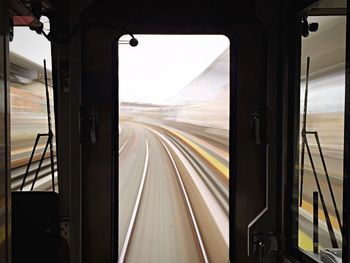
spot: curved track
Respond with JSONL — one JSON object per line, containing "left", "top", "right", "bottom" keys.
{"left": 118, "top": 121, "right": 229, "bottom": 262}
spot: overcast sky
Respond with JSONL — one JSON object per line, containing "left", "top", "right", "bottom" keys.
{"left": 10, "top": 17, "right": 52, "bottom": 70}
{"left": 118, "top": 35, "right": 229, "bottom": 104}
{"left": 301, "top": 16, "right": 346, "bottom": 113}
{"left": 9, "top": 28, "right": 230, "bottom": 103}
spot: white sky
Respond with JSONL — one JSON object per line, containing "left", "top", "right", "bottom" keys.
{"left": 10, "top": 17, "right": 52, "bottom": 70}
{"left": 118, "top": 35, "right": 229, "bottom": 104}
{"left": 9, "top": 31, "right": 230, "bottom": 102}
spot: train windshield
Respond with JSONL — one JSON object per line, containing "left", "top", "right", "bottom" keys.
{"left": 292, "top": 7, "right": 346, "bottom": 263}
{"left": 117, "top": 35, "right": 230, "bottom": 262}
{"left": 9, "top": 17, "right": 58, "bottom": 192}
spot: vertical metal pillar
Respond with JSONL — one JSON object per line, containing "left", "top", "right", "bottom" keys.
{"left": 299, "top": 56, "right": 310, "bottom": 207}
{"left": 44, "top": 59, "right": 56, "bottom": 192}
{"left": 343, "top": 0, "right": 350, "bottom": 261}
{"left": 313, "top": 191, "right": 319, "bottom": 254}
{"left": 0, "top": 0, "right": 11, "bottom": 261}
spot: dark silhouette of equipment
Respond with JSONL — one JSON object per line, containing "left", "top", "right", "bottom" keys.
{"left": 12, "top": 192, "right": 60, "bottom": 263}
{"left": 118, "top": 34, "right": 139, "bottom": 47}
{"left": 299, "top": 57, "right": 342, "bottom": 248}
{"left": 313, "top": 191, "right": 319, "bottom": 254}
{"left": 20, "top": 59, "right": 56, "bottom": 191}
{"left": 301, "top": 16, "right": 319, "bottom": 37}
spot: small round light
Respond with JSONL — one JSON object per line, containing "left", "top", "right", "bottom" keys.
{"left": 129, "top": 37, "right": 138, "bottom": 47}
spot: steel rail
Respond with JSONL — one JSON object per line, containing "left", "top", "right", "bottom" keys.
{"left": 118, "top": 139, "right": 149, "bottom": 263}
{"left": 166, "top": 134, "right": 229, "bottom": 215}
{"left": 160, "top": 140, "right": 209, "bottom": 263}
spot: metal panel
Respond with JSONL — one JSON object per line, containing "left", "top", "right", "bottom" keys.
{"left": 233, "top": 24, "right": 278, "bottom": 263}
{"left": 0, "top": 0, "right": 11, "bottom": 262}
{"left": 59, "top": 1, "right": 285, "bottom": 262}
{"left": 79, "top": 28, "right": 276, "bottom": 263}
{"left": 342, "top": 0, "right": 350, "bottom": 260}
{"left": 50, "top": 0, "right": 83, "bottom": 261}
{"left": 81, "top": 28, "right": 115, "bottom": 263}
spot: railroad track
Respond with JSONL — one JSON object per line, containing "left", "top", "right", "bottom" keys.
{"left": 159, "top": 139, "right": 209, "bottom": 263}
{"left": 165, "top": 133, "right": 229, "bottom": 215}
{"left": 118, "top": 134, "right": 209, "bottom": 263}
{"left": 118, "top": 121, "right": 230, "bottom": 262}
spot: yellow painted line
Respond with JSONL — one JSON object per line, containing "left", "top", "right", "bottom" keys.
{"left": 186, "top": 133, "right": 229, "bottom": 161}
{"left": 164, "top": 128, "right": 229, "bottom": 180}
{"left": 298, "top": 229, "right": 314, "bottom": 251}
{"left": 301, "top": 200, "right": 340, "bottom": 231}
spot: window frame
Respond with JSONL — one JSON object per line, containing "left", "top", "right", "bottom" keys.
{"left": 113, "top": 33, "right": 234, "bottom": 262}
{"left": 283, "top": 2, "right": 349, "bottom": 262}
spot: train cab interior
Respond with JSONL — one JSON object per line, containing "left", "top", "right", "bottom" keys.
{"left": 0, "top": 0, "right": 349, "bottom": 262}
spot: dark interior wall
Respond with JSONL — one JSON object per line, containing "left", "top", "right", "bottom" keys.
{"left": 80, "top": 0, "right": 256, "bottom": 27}
{"left": 80, "top": 28, "right": 116, "bottom": 263}
{"left": 51, "top": 0, "right": 289, "bottom": 262}
{"left": 281, "top": 3, "right": 302, "bottom": 263}
{"left": 233, "top": 23, "right": 270, "bottom": 262}
{"left": 344, "top": 1, "right": 350, "bottom": 260}
{"left": 0, "top": 0, "right": 11, "bottom": 262}
{"left": 50, "top": 0, "right": 84, "bottom": 262}
{"left": 49, "top": 0, "right": 84, "bottom": 261}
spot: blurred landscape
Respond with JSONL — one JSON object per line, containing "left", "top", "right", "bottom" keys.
{"left": 118, "top": 40, "right": 230, "bottom": 262}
